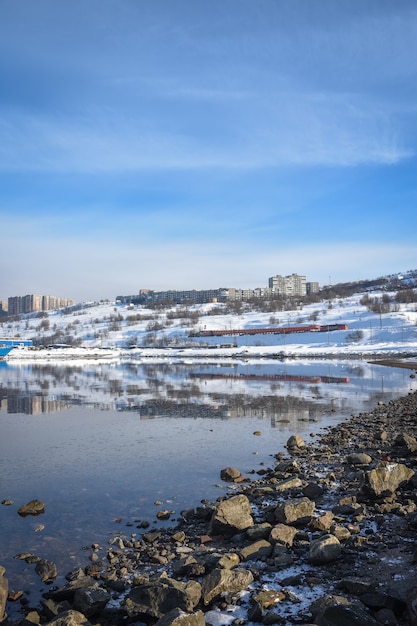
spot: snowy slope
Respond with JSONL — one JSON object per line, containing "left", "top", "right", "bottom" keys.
{"left": 2, "top": 289, "right": 417, "bottom": 360}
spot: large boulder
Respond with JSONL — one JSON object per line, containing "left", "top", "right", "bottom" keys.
{"left": 362, "top": 462, "right": 414, "bottom": 497}
{"left": 274, "top": 497, "right": 315, "bottom": 525}
{"left": 220, "top": 467, "right": 241, "bottom": 482}
{"left": 201, "top": 567, "right": 254, "bottom": 605}
{"left": 309, "top": 534, "right": 341, "bottom": 564}
{"left": 269, "top": 523, "right": 298, "bottom": 547}
{"left": 18, "top": 499, "right": 45, "bottom": 517}
{"left": 73, "top": 584, "right": 110, "bottom": 617}
{"left": 125, "top": 578, "right": 201, "bottom": 620}
{"left": 210, "top": 494, "right": 254, "bottom": 536}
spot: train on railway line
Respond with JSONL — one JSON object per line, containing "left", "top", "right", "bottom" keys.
{"left": 190, "top": 323, "right": 348, "bottom": 338}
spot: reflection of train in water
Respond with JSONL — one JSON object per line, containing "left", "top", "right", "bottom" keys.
{"left": 191, "top": 323, "right": 348, "bottom": 337}
{"left": 190, "top": 372, "right": 350, "bottom": 384}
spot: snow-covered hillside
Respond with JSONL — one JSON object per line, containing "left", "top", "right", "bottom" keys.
{"left": 2, "top": 287, "right": 417, "bottom": 360}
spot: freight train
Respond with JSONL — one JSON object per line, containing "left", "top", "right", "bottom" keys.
{"left": 190, "top": 323, "right": 348, "bottom": 337}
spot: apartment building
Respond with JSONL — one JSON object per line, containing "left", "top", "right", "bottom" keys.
{"left": 268, "top": 273, "right": 307, "bottom": 297}
{"left": 7, "top": 294, "right": 75, "bottom": 316}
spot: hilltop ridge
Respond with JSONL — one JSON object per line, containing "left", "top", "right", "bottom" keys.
{"left": 1, "top": 270, "right": 417, "bottom": 360}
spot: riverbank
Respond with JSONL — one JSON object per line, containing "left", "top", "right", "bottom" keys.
{"left": 1, "top": 386, "right": 417, "bottom": 625}
{"left": 6, "top": 344, "right": 417, "bottom": 363}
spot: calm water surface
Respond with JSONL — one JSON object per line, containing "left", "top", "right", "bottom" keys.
{"left": 0, "top": 357, "right": 416, "bottom": 615}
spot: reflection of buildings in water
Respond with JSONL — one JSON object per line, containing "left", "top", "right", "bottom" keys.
{"left": 117, "top": 400, "right": 230, "bottom": 420}
{"left": 271, "top": 406, "right": 321, "bottom": 427}
{"left": 1, "top": 393, "right": 72, "bottom": 415}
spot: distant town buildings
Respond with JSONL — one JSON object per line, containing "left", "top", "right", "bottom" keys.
{"left": 268, "top": 273, "right": 307, "bottom": 297}
{"left": 117, "top": 274, "right": 320, "bottom": 306}
{"left": 6, "top": 294, "right": 74, "bottom": 316}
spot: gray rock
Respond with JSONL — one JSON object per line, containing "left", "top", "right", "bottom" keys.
{"left": 43, "top": 576, "right": 105, "bottom": 602}
{"left": 210, "top": 494, "right": 254, "bottom": 536}
{"left": 201, "top": 567, "right": 254, "bottom": 605}
{"left": 41, "top": 599, "right": 73, "bottom": 621}
{"left": 275, "top": 476, "right": 303, "bottom": 492}
{"left": 286, "top": 434, "right": 306, "bottom": 449}
{"left": 341, "top": 577, "right": 374, "bottom": 595}
{"left": 240, "top": 539, "right": 273, "bottom": 561}
{"left": 302, "top": 481, "right": 324, "bottom": 500}
{"left": 310, "top": 511, "right": 334, "bottom": 532}
{"left": 246, "top": 522, "right": 272, "bottom": 540}
{"left": 269, "top": 523, "right": 298, "bottom": 547}
{"left": 274, "top": 497, "right": 315, "bottom": 525}
{"left": 346, "top": 453, "right": 373, "bottom": 466}
{"left": 394, "top": 433, "right": 417, "bottom": 453}
{"left": 73, "top": 584, "right": 110, "bottom": 617}
{"left": 125, "top": 578, "right": 201, "bottom": 619}
{"left": 44, "top": 610, "right": 91, "bottom": 626}
{"left": 220, "top": 467, "right": 241, "bottom": 481}
{"left": 308, "top": 534, "right": 341, "bottom": 564}
{"left": 154, "top": 608, "right": 205, "bottom": 626}
{"left": 362, "top": 462, "right": 415, "bottom": 497}
{"left": 23, "top": 609, "right": 42, "bottom": 624}
{"left": 0, "top": 567, "right": 8, "bottom": 623}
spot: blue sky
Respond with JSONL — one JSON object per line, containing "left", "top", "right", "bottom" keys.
{"left": 1, "top": 0, "right": 416, "bottom": 302}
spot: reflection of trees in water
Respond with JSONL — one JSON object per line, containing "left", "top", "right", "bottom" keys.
{"left": 345, "top": 364, "right": 365, "bottom": 377}
{"left": 213, "top": 393, "right": 327, "bottom": 414}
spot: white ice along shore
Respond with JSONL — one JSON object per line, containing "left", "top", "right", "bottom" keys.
{"left": 3, "top": 288, "right": 417, "bottom": 361}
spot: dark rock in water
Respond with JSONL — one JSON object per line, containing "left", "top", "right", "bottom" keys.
{"left": 220, "top": 466, "right": 241, "bottom": 481}
{"left": 35, "top": 559, "right": 57, "bottom": 583}
{"left": 210, "top": 494, "right": 254, "bottom": 535}
{"left": 286, "top": 434, "right": 306, "bottom": 449}
{"left": 18, "top": 499, "right": 45, "bottom": 517}
{"left": 0, "top": 566, "right": 8, "bottom": 623}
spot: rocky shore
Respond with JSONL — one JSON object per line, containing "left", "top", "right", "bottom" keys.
{"left": 1, "top": 383, "right": 417, "bottom": 626}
